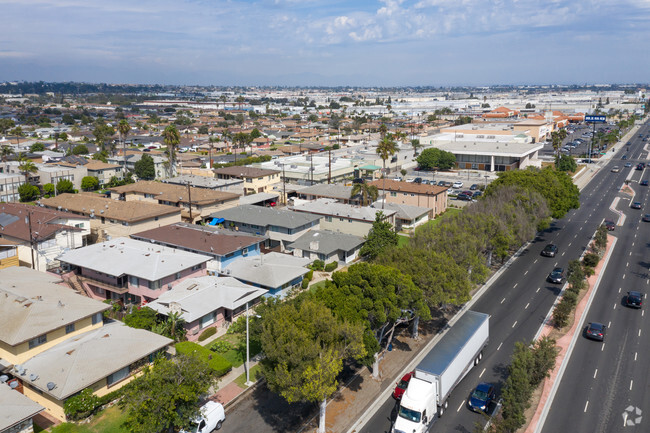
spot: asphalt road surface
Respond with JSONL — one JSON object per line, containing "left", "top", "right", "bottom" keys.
{"left": 361, "top": 121, "right": 647, "bottom": 433}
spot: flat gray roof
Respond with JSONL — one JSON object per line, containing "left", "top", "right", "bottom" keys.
{"left": 0, "top": 267, "right": 110, "bottom": 346}
{"left": 57, "top": 237, "right": 210, "bottom": 281}
{"left": 147, "top": 276, "right": 267, "bottom": 322}
{"left": 210, "top": 205, "right": 320, "bottom": 229}
{"left": 433, "top": 140, "right": 544, "bottom": 157}
{"left": 292, "top": 198, "right": 396, "bottom": 222}
{"left": 223, "top": 253, "right": 310, "bottom": 288}
{"left": 298, "top": 184, "right": 354, "bottom": 200}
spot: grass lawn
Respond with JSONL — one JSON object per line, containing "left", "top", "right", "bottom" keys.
{"left": 49, "top": 406, "right": 128, "bottom": 433}
{"left": 397, "top": 235, "right": 410, "bottom": 248}
{"left": 308, "top": 280, "right": 328, "bottom": 292}
{"left": 207, "top": 333, "right": 262, "bottom": 368}
{"left": 233, "top": 364, "right": 263, "bottom": 388}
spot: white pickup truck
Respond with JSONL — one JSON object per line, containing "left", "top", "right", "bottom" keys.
{"left": 181, "top": 401, "right": 225, "bottom": 433}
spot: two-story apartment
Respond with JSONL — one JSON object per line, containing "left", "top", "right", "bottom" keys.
{"left": 286, "top": 230, "right": 365, "bottom": 264}
{"left": 0, "top": 171, "right": 23, "bottom": 202}
{"left": 130, "top": 222, "right": 266, "bottom": 273}
{"left": 107, "top": 153, "right": 168, "bottom": 180}
{"left": 0, "top": 239, "right": 19, "bottom": 270}
{"left": 291, "top": 198, "right": 397, "bottom": 237}
{"left": 0, "top": 383, "right": 44, "bottom": 433}
{"left": 0, "top": 267, "right": 172, "bottom": 421}
{"left": 147, "top": 276, "right": 267, "bottom": 341}
{"left": 213, "top": 167, "right": 280, "bottom": 196}
{"left": 0, "top": 203, "right": 90, "bottom": 271}
{"left": 209, "top": 205, "right": 321, "bottom": 251}
{"left": 109, "top": 181, "right": 240, "bottom": 224}
{"left": 368, "top": 179, "right": 448, "bottom": 217}
{"left": 57, "top": 237, "right": 210, "bottom": 305}
{"left": 40, "top": 193, "right": 182, "bottom": 242}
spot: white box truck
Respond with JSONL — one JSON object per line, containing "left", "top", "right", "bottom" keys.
{"left": 392, "top": 310, "right": 489, "bottom": 433}
{"left": 180, "top": 400, "right": 226, "bottom": 432}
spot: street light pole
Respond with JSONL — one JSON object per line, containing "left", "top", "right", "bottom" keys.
{"left": 245, "top": 301, "right": 252, "bottom": 386}
{"left": 484, "top": 174, "right": 489, "bottom": 190}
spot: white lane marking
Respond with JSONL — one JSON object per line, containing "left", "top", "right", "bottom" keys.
{"left": 513, "top": 283, "right": 518, "bottom": 289}
{"left": 568, "top": 242, "right": 572, "bottom": 247}
{"left": 534, "top": 259, "right": 538, "bottom": 264}
{"left": 630, "top": 380, "right": 634, "bottom": 391}
{"left": 594, "top": 369, "right": 598, "bottom": 379}
{"left": 512, "top": 321, "right": 518, "bottom": 328}
{"left": 623, "top": 274, "right": 626, "bottom": 280}
{"left": 524, "top": 270, "right": 528, "bottom": 276}
{"left": 627, "top": 262, "right": 629, "bottom": 267}
{"left": 584, "top": 401, "right": 589, "bottom": 412}
{"left": 602, "top": 343, "right": 605, "bottom": 352}
{"left": 614, "top": 303, "right": 617, "bottom": 310}
{"left": 639, "top": 329, "right": 642, "bottom": 337}
{"left": 562, "top": 252, "right": 566, "bottom": 256}
{"left": 525, "top": 303, "right": 530, "bottom": 310}
{"left": 458, "top": 400, "right": 465, "bottom": 412}
{"left": 479, "top": 368, "right": 486, "bottom": 378}
{"left": 643, "top": 310, "right": 645, "bottom": 317}
{"left": 619, "top": 288, "right": 622, "bottom": 293}
{"left": 497, "top": 342, "right": 503, "bottom": 351}
{"left": 536, "top": 287, "right": 541, "bottom": 293}
{"left": 635, "top": 352, "right": 638, "bottom": 361}
{"left": 574, "top": 234, "right": 578, "bottom": 238}
{"left": 609, "top": 321, "right": 612, "bottom": 327}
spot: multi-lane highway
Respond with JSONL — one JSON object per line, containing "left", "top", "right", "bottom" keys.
{"left": 360, "top": 120, "right": 648, "bottom": 433}
{"left": 539, "top": 128, "right": 650, "bottom": 433}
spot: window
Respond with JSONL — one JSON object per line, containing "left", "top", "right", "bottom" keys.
{"left": 65, "top": 323, "right": 75, "bottom": 334}
{"left": 129, "top": 276, "right": 139, "bottom": 287}
{"left": 148, "top": 280, "right": 160, "bottom": 290}
{"left": 199, "top": 311, "right": 216, "bottom": 329}
{"left": 175, "top": 272, "right": 181, "bottom": 280}
{"left": 28, "top": 335, "right": 47, "bottom": 349}
{"left": 242, "top": 247, "right": 248, "bottom": 256}
{"left": 92, "top": 312, "right": 102, "bottom": 325}
{"left": 246, "top": 178, "right": 253, "bottom": 183}
{"left": 192, "top": 264, "right": 201, "bottom": 271}
{"left": 107, "top": 366, "right": 130, "bottom": 386}
{"left": 154, "top": 216, "right": 159, "bottom": 221}
{"left": 326, "top": 216, "right": 332, "bottom": 222}
{"left": 390, "top": 192, "right": 397, "bottom": 197}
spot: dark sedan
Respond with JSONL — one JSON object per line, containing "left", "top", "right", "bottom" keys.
{"left": 541, "top": 244, "right": 558, "bottom": 257}
{"left": 468, "top": 383, "right": 496, "bottom": 413}
{"left": 547, "top": 267, "right": 565, "bottom": 284}
{"left": 604, "top": 220, "right": 616, "bottom": 230}
{"left": 631, "top": 202, "right": 642, "bottom": 209}
{"left": 626, "top": 291, "right": 643, "bottom": 309}
{"left": 585, "top": 322, "right": 607, "bottom": 341}
{"left": 641, "top": 180, "right": 649, "bottom": 186}
{"left": 643, "top": 214, "right": 650, "bottom": 222}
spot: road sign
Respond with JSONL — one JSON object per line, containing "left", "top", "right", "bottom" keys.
{"left": 585, "top": 115, "right": 607, "bottom": 123}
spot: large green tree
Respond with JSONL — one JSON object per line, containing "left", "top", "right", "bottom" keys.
{"left": 484, "top": 167, "right": 580, "bottom": 219}
{"left": 259, "top": 298, "right": 365, "bottom": 433}
{"left": 119, "top": 354, "right": 216, "bottom": 433}
{"left": 359, "top": 211, "right": 397, "bottom": 260}
{"left": 81, "top": 176, "right": 99, "bottom": 191}
{"left": 134, "top": 153, "right": 156, "bottom": 180}
{"left": 416, "top": 147, "right": 456, "bottom": 170}
{"left": 56, "top": 179, "right": 75, "bottom": 194}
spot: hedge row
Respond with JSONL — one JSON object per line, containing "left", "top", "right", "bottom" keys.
{"left": 64, "top": 387, "right": 123, "bottom": 421}
{"left": 175, "top": 341, "right": 232, "bottom": 376}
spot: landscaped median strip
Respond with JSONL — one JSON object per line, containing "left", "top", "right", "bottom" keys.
{"left": 527, "top": 234, "right": 617, "bottom": 433}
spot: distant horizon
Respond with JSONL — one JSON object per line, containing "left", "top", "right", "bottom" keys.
{"left": 2, "top": 1, "right": 649, "bottom": 87}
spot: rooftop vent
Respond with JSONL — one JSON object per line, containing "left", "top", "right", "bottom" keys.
{"left": 47, "top": 382, "right": 56, "bottom": 391}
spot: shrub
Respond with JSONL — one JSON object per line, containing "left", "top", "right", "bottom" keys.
{"left": 562, "top": 289, "right": 578, "bottom": 307}
{"left": 123, "top": 307, "right": 158, "bottom": 330}
{"left": 64, "top": 388, "right": 100, "bottom": 421}
{"left": 324, "top": 262, "right": 338, "bottom": 272}
{"left": 301, "top": 279, "right": 310, "bottom": 289}
{"left": 175, "top": 341, "right": 232, "bottom": 376}
{"left": 226, "top": 315, "right": 247, "bottom": 334}
{"left": 197, "top": 327, "right": 217, "bottom": 342}
{"left": 583, "top": 266, "right": 595, "bottom": 277}
{"left": 210, "top": 340, "right": 233, "bottom": 353}
{"left": 583, "top": 252, "right": 600, "bottom": 268}
{"left": 552, "top": 299, "right": 572, "bottom": 328}
{"left": 305, "top": 270, "right": 314, "bottom": 281}
{"left": 311, "top": 259, "right": 324, "bottom": 271}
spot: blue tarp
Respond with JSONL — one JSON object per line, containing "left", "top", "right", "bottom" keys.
{"left": 209, "top": 218, "right": 225, "bottom": 226}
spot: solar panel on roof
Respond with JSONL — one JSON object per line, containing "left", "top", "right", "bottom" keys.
{"left": 0, "top": 213, "right": 19, "bottom": 227}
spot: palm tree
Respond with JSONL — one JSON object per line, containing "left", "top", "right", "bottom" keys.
{"left": 410, "top": 138, "right": 421, "bottom": 156}
{"left": 18, "top": 154, "right": 37, "bottom": 183}
{"left": 379, "top": 123, "right": 388, "bottom": 139}
{"left": 233, "top": 132, "right": 251, "bottom": 164}
{"left": 118, "top": 119, "right": 131, "bottom": 173}
{"left": 376, "top": 135, "right": 397, "bottom": 209}
{"left": 163, "top": 124, "right": 181, "bottom": 177}
{"left": 351, "top": 183, "right": 379, "bottom": 206}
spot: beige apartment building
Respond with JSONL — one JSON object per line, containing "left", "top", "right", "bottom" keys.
{"left": 213, "top": 166, "right": 280, "bottom": 195}
{"left": 368, "top": 180, "right": 448, "bottom": 217}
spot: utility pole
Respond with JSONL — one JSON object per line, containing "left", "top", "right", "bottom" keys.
{"left": 186, "top": 182, "right": 193, "bottom": 222}
{"left": 310, "top": 155, "right": 314, "bottom": 185}
{"left": 27, "top": 211, "right": 36, "bottom": 270}
{"left": 282, "top": 164, "right": 286, "bottom": 205}
{"left": 328, "top": 147, "right": 331, "bottom": 184}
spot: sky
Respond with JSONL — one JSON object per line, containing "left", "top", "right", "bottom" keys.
{"left": 1, "top": 0, "right": 649, "bottom": 87}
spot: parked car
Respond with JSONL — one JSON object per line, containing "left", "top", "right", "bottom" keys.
{"left": 472, "top": 190, "right": 483, "bottom": 198}
{"left": 631, "top": 202, "right": 642, "bottom": 209}
{"left": 437, "top": 181, "right": 446, "bottom": 186}
{"left": 414, "top": 177, "right": 423, "bottom": 184}
{"left": 541, "top": 244, "right": 558, "bottom": 258}
{"left": 457, "top": 193, "right": 473, "bottom": 201}
{"left": 641, "top": 180, "right": 648, "bottom": 186}
{"left": 468, "top": 383, "right": 496, "bottom": 413}
{"left": 585, "top": 322, "right": 607, "bottom": 341}
{"left": 470, "top": 184, "right": 478, "bottom": 190}
{"left": 393, "top": 371, "right": 415, "bottom": 400}
{"left": 626, "top": 291, "right": 643, "bottom": 309}
{"left": 604, "top": 220, "right": 616, "bottom": 230}
{"left": 453, "top": 181, "right": 463, "bottom": 188}
{"left": 547, "top": 267, "right": 565, "bottom": 284}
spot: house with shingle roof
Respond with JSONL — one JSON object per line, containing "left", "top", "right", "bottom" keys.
{"left": 0, "top": 203, "right": 90, "bottom": 271}
{"left": 109, "top": 180, "right": 239, "bottom": 223}
{"left": 0, "top": 383, "right": 44, "bottom": 433}
{"left": 130, "top": 222, "right": 267, "bottom": 273}
{"left": 286, "top": 230, "right": 364, "bottom": 264}
{"left": 39, "top": 193, "right": 182, "bottom": 242}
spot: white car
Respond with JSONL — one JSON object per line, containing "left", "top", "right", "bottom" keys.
{"left": 452, "top": 181, "right": 463, "bottom": 188}
{"left": 181, "top": 401, "right": 225, "bottom": 432}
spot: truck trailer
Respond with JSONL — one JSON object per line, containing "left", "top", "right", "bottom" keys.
{"left": 392, "top": 310, "right": 490, "bottom": 433}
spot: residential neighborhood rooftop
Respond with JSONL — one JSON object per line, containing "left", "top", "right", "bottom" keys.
{"left": 109, "top": 180, "right": 240, "bottom": 205}
{"left": 210, "top": 204, "right": 321, "bottom": 229}
{"left": 0, "top": 383, "right": 44, "bottom": 431}
{"left": 292, "top": 198, "right": 396, "bottom": 222}
{"left": 287, "top": 230, "right": 365, "bottom": 256}
{"left": 213, "top": 166, "right": 280, "bottom": 178}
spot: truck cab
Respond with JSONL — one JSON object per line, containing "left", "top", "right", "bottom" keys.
{"left": 392, "top": 378, "right": 437, "bottom": 433}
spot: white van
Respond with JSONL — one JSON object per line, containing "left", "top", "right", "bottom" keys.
{"left": 182, "top": 401, "right": 225, "bottom": 432}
